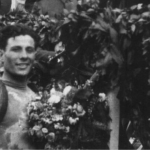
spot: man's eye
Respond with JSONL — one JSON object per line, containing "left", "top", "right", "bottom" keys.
{"left": 11, "top": 47, "right": 21, "bottom": 52}
{"left": 26, "top": 47, "right": 35, "bottom": 53}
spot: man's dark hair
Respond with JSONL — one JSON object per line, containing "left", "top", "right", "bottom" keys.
{"left": 0, "top": 24, "right": 40, "bottom": 50}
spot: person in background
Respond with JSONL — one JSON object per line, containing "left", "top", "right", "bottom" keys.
{"left": 0, "top": 24, "right": 39, "bottom": 149}
{"left": 11, "top": 0, "right": 27, "bottom": 12}
{"left": 0, "top": 0, "right": 11, "bottom": 15}
{"left": 0, "top": 0, "right": 26, "bottom": 15}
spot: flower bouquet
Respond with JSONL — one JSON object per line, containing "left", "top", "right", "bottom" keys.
{"left": 27, "top": 71, "right": 110, "bottom": 149}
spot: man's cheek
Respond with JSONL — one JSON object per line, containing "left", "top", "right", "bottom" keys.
{"left": 30, "top": 54, "right": 36, "bottom": 62}
{"left": 4, "top": 57, "right": 13, "bottom": 68}
{"left": 4, "top": 57, "right": 16, "bottom": 71}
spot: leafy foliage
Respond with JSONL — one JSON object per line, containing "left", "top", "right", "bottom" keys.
{"left": 1, "top": 0, "right": 150, "bottom": 149}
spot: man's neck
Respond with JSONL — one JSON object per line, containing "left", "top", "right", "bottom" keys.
{"left": 2, "top": 71, "right": 27, "bottom": 89}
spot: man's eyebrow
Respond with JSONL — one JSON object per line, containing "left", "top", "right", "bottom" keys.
{"left": 11, "top": 46, "right": 34, "bottom": 48}
{"left": 26, "top": 46, "right": 35, "bottom": 48}
{"left": 11, "top": 46, "right": 22, "bottom": 49}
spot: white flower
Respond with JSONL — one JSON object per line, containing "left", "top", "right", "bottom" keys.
{"left": 113, "top": 8, "right": 121, "bottom": 13}
{"left": 137, "top": 4, "right": 142, "bottom": 10}
{"left": 41, "top": 118, "right": 52, "bottom": 124}
{"left": 33, "top": 125, "right": 42, "bottom": 131}
{"left": 42, "top": 128, "right": 48, "bottom": 134}
{"left": 36, "top": 94, "right": 42, "bottom": 99}
{"left": 57, "top": 57, "right": 64, "bottom": 63}
{"left": 54, "top": 42, "right": 65, "bottom": 52}
{"left": 48, "top": 94, "right": 63, "bottom": 105}
{"left": 54, "top": 123, "right": 65, "bottom": 130}
{"left": 69, "top": 117, "right": 79, "bottom": 125}
{"left": 54, "top": 123, "right": 59, "bottom": 129}
{"left": 31, "top": 102, "right": 37, "bottom": 110}
{"left": 50, "top": 88, "right": 56, "bottom": 95}
{"left": 65, "top": 126, "right": 70, "bottom": 133}
{"left": 52, "top": 114, "right": 63, "bottom": 121}
{"left": 47, "top": 132, "right": 55, "bottom": 142}
{"left": 63, "top": 86, "right": 72, "bottom": 96}
{"left": 73, "top": 103, "right": 86, "bottom": 117}
{"left": 86, "top": 80, "right": 93, "bottom": 86}
{"left": 27, "top": 105, "right": 33, "bottom": 115}
{"left": 99, "top": 93, "right": 107, "bottom": 102}
{"left": 66, "top": 105, "right": 73, "bottom": 110}
{"left": 78, "top": 0, "right": 82, "bottom": 5}
{"left": 73, "top": 104, "right": 77, "bottom": 109}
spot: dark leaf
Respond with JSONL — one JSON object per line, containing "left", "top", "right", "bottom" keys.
{"left": 109, "top": 44, "right": 123, "bottom": 66}
{"left": 130, "top": 5, "right": 137, "bottom": 10}
{"left": 147, "top": 90, "right": 150, "bottom": 96}
{"left": 96, "top": 16, "right": 109, "bottom": 31}
{"left": 131, "top": 24, "right": 136, "bottom": 33}
{"left": 90, "top": 23, "right": 106, "bottom": 32}
{"left": 142, "top": 12, "right": 150, "bottom": 19}
{"left": 62, "top": 18, "right": 71, "bottom": 25}
{"left": 115, "top": 14, "right": 122, "bottom": 23}
{"left": 36, "top": 48, "right": 56, "bottom": 62}
{"left": 34, "top": 61, "right": 48, "bottom": 73}
{"left": 71, "top": 47, "right": 80, "bottom": 56}
{"left": 130, "top": 14, "right": 140, "bottom": 22}
{"left": 90, "top": 71, "right": 99, "bottom": 82}
{"left": 74, "top": 89, "right": 92, "bottom": 101}
{"left": 119, "top": 24, "right": 127, "bottom": 34}
{"left": 80, "top": 11, "right": 90, "bottom": 19}
{"left": 109, "top": 26, "right": 118, "bottom": 44}
{"left": 123, "top": 37, "right": 131, "bottom": 51}
{"left": 127, "top": 51, "right": 133, "bottom": 65}
{"left": 95, "top": 51, "right": 113, "bottom": 68}
{"left": 133, "top": 68, "right": 141, "bottom": 77}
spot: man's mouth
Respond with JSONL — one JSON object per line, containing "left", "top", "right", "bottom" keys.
{"left": 16, "top": 63, "right": 29, "bottom": 69}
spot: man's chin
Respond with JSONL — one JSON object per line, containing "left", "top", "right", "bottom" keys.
{"left": 15, "top": 70, "right": 31, "bottom": 77}
{"left": 17, "top": 72, "right": 30, "bottom": 77}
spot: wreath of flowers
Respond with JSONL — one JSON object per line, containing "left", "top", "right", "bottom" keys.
{"left": 27, "top": 75, "right": 111, "bottom": 149}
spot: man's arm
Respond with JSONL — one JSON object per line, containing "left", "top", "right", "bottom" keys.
{"left": 108, "top": 87, "right": 120, "bottom": 149}
{"left": 0, "top": 80, "right": 8, "bottom": 123}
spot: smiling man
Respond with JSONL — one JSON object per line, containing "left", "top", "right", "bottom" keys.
{"left": 0, "top": 24, "right": 39, "bottom": 149}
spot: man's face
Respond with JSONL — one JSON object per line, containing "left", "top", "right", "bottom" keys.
{"left": 3, "top": 35, "right": 36, "bottom": 77}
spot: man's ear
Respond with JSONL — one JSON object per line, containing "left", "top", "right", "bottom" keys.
{"left": 0, "top": 49, "right": 4, "bottom": 69}
{"left": 0, "top": 49, "right": 4, "bottom": 56}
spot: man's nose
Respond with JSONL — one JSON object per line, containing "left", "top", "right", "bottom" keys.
{"left": 20, "top": 49, "right": 28, "bottom": 59}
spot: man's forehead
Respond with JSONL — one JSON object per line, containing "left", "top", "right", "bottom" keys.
{"left": 7, "top": 35, "right": 35, "bottom": 46}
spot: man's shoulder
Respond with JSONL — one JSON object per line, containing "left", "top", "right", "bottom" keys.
{"left": 4, "top": 84, "right": 37, "bottom": 103}
{"left": 26, "top": 86, "right": 37, "bottom": 97}
{"left": 0, "top": 78, "right": 37, "bottom": 100}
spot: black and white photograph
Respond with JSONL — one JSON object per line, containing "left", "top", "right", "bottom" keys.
{"left": 0, "top": 0, "right": 150, "bottom": 149}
